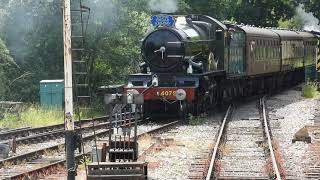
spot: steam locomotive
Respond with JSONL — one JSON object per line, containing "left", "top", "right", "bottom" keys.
{"left": 123, "top": 14, "right": 320, "bottom": 121}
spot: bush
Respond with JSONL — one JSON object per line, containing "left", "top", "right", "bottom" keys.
{"left": 302, "top": 81, "right": 319, "bottom": 98}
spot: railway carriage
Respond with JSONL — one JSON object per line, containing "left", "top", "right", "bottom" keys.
{"left": 122, "top": 14, "right": 319, "bottom": 121}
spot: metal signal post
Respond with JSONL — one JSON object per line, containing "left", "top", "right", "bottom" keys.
{"left": 63, "top": 0, "right": 76, "bottom": 179}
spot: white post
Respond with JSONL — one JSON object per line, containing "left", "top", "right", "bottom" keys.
{"left": 63, "top": 0, "right": 76, "bottom": 179}
{"left": 63, "top": 0, "right": 74, "bottom": 131}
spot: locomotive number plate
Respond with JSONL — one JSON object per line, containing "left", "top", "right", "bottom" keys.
{"left": 159, "top": 90, "right": 176, "bottom": 97}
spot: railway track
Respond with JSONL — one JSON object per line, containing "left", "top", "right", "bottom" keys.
{"left": 0, "top": 121, "right": 108, "bottom": 148}
{"left": 0, "top": 116, "right": 108, "bottom": 141}
{"left": 3, "top": 120, "right": 179, "bottom": 179}
{"left": 205, "top": 97, "right": 281, "bottom": 179}
{"left": 0, "top": 113, "right": 137, "bottom": 158}
{"left": 0, "top": 114, "right": 138, "bottom": 169}
{"left": 183, "top": 106, "right": 230, "bottom": 180}
{"left": 303, "top": 107, "right": 320, "bottom": 179}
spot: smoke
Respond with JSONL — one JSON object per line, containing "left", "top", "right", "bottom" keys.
{"left": 148, "top": 0, "right": 178, "bottom": 13}
{"left": 2, "top": 2, "right": 35, "bottom": 63}
{"left": 87, "top": 0, "right": 117, "bottom": 23}
{"left": 296, "top": 4, "right": 320, "bottom": 31}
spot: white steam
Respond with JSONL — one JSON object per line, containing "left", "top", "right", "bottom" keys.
{"left": 296, "top": 4, "right": 320, "bottom": 31}
{"left": 148, "top": 0, "right": 178, "bottom": 13}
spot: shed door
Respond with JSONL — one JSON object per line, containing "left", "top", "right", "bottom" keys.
{"left": 51, "top": 83, "right": 63, "bottom": 108}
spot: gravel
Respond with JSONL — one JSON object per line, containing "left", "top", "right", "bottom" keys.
{"left": 218, "top": 102, "right": 268, "bottom": 178}
{"left": 140, "top": 116, "right": 221, "bottom": 180}
{"left": 267, "top": 89, "right": 319, "bottom": 179}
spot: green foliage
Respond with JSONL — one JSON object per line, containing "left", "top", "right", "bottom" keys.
{"left": 0, "top": 103, "right": 104, "bottom": 128}
{"left": 189, "top": 113, "right": 208, "bottom": 126}
{"left": 0, "top": 105, "right": 64, "bottom": 128}
{"left": 86, "top": 0, "right": 150, "bottom": 87}
{"left": 0, "top": 38, "right": 17, "bottom": 100}
{"left": 0, "top": 0, "right": 317, "bottom": 104}
{"left": 183, "top": 0, "right": 233, "bottom": 19}
{"left": 232, "top": 0, "right": 295, "bottom": 27}
{"left": 302, "top": 81, "right": 319, "bottom": 98}
{"left": 0, "top": 0, "right": 63, "bottom": 102}
{"left": 278, "top": 16, "right": 304, "bottom": 29}
{"left": 79, "top": 156, "right": 91, "bottom": 170}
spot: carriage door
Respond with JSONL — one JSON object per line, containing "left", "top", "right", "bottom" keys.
{"left": 317, "top": 36, "right": 320, "bottom": 79}
{"left": 227, "top": 31, "right": 245, "bottom": 77}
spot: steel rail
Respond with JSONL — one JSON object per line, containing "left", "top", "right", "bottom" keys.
{"left": 0, "top": 117, "right": 137, "bottom": 168}
{"left": 0, "top": 116, "right": 108, "bottom": 141}
{"left": 0, "top": 113, "right": 135, "bottom": 141}
{"left": 7, "top": 120, "right": 180, "bottom": 179}
{"left": 0, "top": 121, "right": 111, "bottom": 146}
{"left": 261, "top": 97, "right": 281, "bottom": 179}
{"left": 206, "top": 105, "right": 233, "bottom": 180}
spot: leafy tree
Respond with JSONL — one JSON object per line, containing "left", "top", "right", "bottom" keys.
{"left": 85, "top": 0, "right": 150, "bottom": 88}
{"left": 0, "top": 38, "right": 16, "bottom": 100}
{"left": 232, "top": 0, "right": 295, "bottom": 27}
{"left": 1, "top": 0, "right": 63, "bottom": 101}
{"left": 182, "top": 0, "right": 232, "bottom": 19}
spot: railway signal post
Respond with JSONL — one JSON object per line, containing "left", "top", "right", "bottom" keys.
{"left": 63, "top": 0, "right": 76, "bottom": 179}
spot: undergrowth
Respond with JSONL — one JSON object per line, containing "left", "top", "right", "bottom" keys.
{"left": 189, "top": 113, "right": 208, "bottom": 125}
{"left": 302, "top": 81, "right": 319, "bottom": 98}
{"left": 79, "top": 156, "right": 91, "bottom": 170}
{"left": 0, "top": 103, "right": 104, "bottom": 129}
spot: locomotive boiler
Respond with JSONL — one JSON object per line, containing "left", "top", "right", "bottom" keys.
{"left": 141, "top": 15, "right": 214, "bottom": 73}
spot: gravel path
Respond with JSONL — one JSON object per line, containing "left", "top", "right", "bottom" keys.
{"left": 266, "top": 89, "right": 319, "bottom": 179}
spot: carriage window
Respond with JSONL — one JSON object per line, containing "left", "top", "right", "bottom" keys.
{"left": 216, "top": 31, "right": 222, "bottom": 40}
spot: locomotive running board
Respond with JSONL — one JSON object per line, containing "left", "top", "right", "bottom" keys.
{"left": 87, "top": 162, "right": 148, "bottom": 180}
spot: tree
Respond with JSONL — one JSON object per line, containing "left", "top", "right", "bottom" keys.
{"left": 232, "top": 0, "right": 295, "bottom": 27}
{"left": 299, "top": 0, "right": 320, "bottom": 19}
{"left": 85, "top": 0, "right": 150, "bottom": 88}
{"left": 0, "top": 38, "right": 16, "bottom": 100}
{"left": 1, "top": 0, "right": 63, "bottom": 101}
{"left": 182, "top": 0, "right": 233, "bottom": 20}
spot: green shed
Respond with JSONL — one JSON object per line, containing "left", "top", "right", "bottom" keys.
{"left": 40, "top": 80, "right": 64, "bottom": 109}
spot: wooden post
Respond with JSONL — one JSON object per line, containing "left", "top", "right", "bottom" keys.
{"left": 63, "top": 0, "right": 76, "bottom": 179}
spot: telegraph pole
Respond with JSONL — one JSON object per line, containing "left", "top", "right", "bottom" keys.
{"left": 63, "top": 0, "right": 76, "bottom": 179}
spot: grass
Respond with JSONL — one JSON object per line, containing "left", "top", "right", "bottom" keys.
{"left": 78, "top": 156, "right": 91, "bottom": 170}
{"left": 0, "top": 103, "right": 104, "bottom": 129}
{"left": 189, "top": 113, "right": 208, "bottom": 125}
{"left": 302, "top": 81, "right": 320, "bottom": 98}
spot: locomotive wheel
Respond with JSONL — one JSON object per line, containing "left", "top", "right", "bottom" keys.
{"left": 179, "top": 101, "right": 189, "bottom": 124}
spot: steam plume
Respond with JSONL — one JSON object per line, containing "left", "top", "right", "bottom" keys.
{"left": 148, "top": 0, "right": 178, "bottom": 13}
{"left": 296, "top": 4, "right": 320, "bottom": 31}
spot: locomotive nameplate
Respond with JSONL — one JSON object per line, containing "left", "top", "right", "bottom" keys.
{"left": 159, "top": 90, "right": 176, "bottom": 97}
